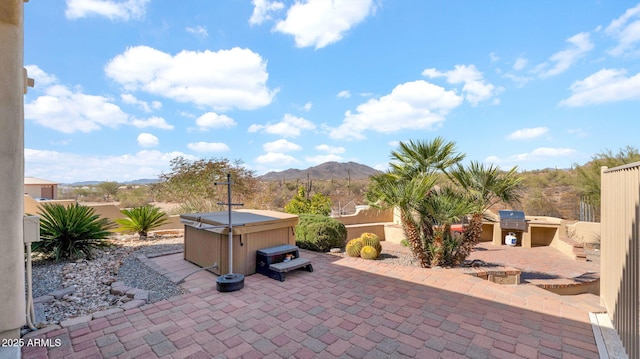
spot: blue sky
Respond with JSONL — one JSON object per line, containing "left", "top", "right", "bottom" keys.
{"left": 23, "top": 0, "right": 640, "bottom": 183}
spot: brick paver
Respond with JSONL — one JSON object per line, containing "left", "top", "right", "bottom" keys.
{"left": 23, "top": 247, "right": 602, "bottom": 358}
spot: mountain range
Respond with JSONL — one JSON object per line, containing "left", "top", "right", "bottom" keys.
{"left": 63, "top": 162, "right": 380, "bottom": 185}
{"left": 258, "top": 161, "right": 381, "bottom": 181}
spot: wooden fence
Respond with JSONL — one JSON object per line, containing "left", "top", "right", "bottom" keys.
{"left": 601, "top": 163, "right": 640, "bottom": 358}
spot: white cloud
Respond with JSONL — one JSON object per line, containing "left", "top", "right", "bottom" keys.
{"left": 248, "top": 114, "right": 316, "bottom": 137}
{"left": 263, "top": 139, "right": 302, "bottom": 152}
{"left": 25, "top": 84, "right": 129, "bottom": 133}
{"left": 65, "top": 0, "right": 149, "bottom": 21}
{"left": 559, "top": 68, "right": 640, "bottom": 106}
{"left": 25, "top": 148, "right": 192, "bottom": 183}
{"left": 131, "top": 116, "right": 173, "bottom": 130}
{"left": 249, "top": 0, "right": 284, "bottom": 26}
{"left": 489, "top": 52, "right": 500, "bottom": 63}
{"left": 535, "top": 32, "right": 593, "bottom": 78}
{"left": 255, "top": 152, "right": 300, "bottom": 165}
{"left": 507, "top": 127, "right": 548, "bottom": 140}
{"left": 605, "top": 3, "right": 640, "bottom": 56}
{"left": 315, "top": 144, "right": 345, "bottom": 154}
{"left": 302, "top": 102, "right": 313, "bottom": 111}
{"left": 137, "top": 132, "right": 159, "bottom": 147}
{"left": 503, "top": 73, "right": 532, "bottom": 87}
{"left": 187, "top": 142, "right": 230, "bottom": 153}
{"left": 105, "top": 46, "right": 277, "bottom": 111}
{"left": 306, "top": 154, "right": 343, "bottom": 164}
{"left": 513, "top": 57, "right": 528, "bottom": 71}
{"left": 329, "top": 80, "right": 462, "bottom": 140}
{"left": 121, "top": 93, "right": 160, "bottom": 113}
{"left": 186, "top": 25, "right": 209, "bottom": 39}
{"left": 422, "top": 64, "right": 500, "bottom": 106}
{"left": 337, "top": 90, "right": 351, "bottom": 98}
{"left": 485, "top": 147, "right": 577, "bottom": 166}
{"left": 567, "top": 128, "right": 589, "bottom": 138}
{"left": 274, "top": 0, "right": 376, "bottom": 49}
{"left": 195, "top": 112, "right": 237, "bottom": 130}
{"left": 25, "top": 65, "right": 57, "bottom": 87}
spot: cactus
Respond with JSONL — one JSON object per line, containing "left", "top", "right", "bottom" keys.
{"left": 360, "top": 233, "right": 382, "bottom": 255}
{"left": 360, "top": 245, "right": 378, "bottom": 260}
{"left": 345, "top": 238, "right": 363, "bottom": 257}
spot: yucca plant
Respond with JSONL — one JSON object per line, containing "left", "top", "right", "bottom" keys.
{"left": 32, "top": 203, "right": 115, "bottom": 261}
{"left": 115, "top": 205, "right": 169, "bottom": 240}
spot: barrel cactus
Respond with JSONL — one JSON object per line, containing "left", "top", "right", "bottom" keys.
{"left": 360, "top": 233, "right": 382, "bottom": 255}
{"left": 360, "top": 245, "right": 378, "bottom": 260}
{"left": 345, "top": 238, "right": 363, "bottom": 257}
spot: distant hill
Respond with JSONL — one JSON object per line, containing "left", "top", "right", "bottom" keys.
{"left": 259, "top": 161, "right": 381, "bottom": 181}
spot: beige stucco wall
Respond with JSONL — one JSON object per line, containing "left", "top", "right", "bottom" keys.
{"left": 24, "top": 199, "right": 185, "bottom": 234}
{"left": 0, "top": 0, "right": 26, "bottom": 342}
{"left": 332, "top": 207, "right": 393, "bottom": 226}
{"left": 566, "top": 221, "right": 600, "bottom": 246}
{"left": 23, "top": 195, "right": 75, "bottom": 215}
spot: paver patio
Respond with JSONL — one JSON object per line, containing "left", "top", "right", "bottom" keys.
{"left": 22, "top": 247, "right": 604, "bottom": 358}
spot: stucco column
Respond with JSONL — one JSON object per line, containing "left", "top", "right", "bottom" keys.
{"left": 0, "top": 0, "right": 26, "bottom": 342}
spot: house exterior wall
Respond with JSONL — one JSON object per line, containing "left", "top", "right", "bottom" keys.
{"left": 24, "top": 183, "right": 57, "bottom": 200}
{"left": 0, "top": 0, "right": 26, "bottom": 343}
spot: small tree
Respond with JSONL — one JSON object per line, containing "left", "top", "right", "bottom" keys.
{"left": 115, "top": 205, "right": 169, "bottom": 240}
{"left": 97, "top": 181, "right": 119, "bottom": 202}
{"left": 32, "top": 203, "right": 114, "bottom": 260}
{"left": 284, "top": 186, "right": 332, "bottom": 216}
{"left": 152, "top": 157, "right": 259, "bottom": 213}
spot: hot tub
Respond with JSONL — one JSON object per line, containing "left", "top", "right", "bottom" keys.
{"left": 180, "top": 210, "right": 298, "bottom": 276}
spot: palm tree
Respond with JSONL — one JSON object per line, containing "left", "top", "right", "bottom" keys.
{"left": 417, "top": 186, "right": 475, "bottom": 266}
{"left": 367, "top": 137, "right": 466, "bottom": 268}
{"left": 451, "top": 161, "right": 524, "bottom": 251}
{"left": 390, "top": 137, "right": 465, "bottom": 178}
{"left": 367, "top": 172, "right": 436, "bottom": 267}
{"left": 115, "top": 205, "right": 169, "bottom": 240}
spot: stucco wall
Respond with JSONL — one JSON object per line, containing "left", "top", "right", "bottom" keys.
{"left": 333, "top": 207, "right": 393, "bottom": 226}
{"left": 566, "top": 221, "right": 601, "bottom": 246}
{"left": 0, "top": 0, "right": 26, "bottom": 342}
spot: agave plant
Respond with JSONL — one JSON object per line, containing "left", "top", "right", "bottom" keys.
{"left": 115, "top": 205, "right": 169, "bottom": 240}
{"left": 32, "top": 203, "right": 115, "bottom": 260}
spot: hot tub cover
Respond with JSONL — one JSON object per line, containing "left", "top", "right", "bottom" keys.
{"left": 180, "top": 209, "right": 298, "bottom": 234}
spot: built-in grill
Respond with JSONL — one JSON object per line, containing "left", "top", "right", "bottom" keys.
{"left": 499, "top": 210, "right": 527, "bottom": 231}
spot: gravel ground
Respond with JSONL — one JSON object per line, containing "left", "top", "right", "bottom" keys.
{"left": 28, "top": 233, "right": 186, "bottom": 326}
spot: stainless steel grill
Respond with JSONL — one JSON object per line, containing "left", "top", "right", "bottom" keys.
{"left": 499, "top": 210, "right": 526, "bottom": 231}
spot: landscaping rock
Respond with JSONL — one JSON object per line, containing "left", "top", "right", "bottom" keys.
{"left": 50, "top": 286, "right": 76, "bottom": 299}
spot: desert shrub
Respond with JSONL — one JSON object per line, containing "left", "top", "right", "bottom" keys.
{"left": 295, "top": 214, "right": 347, "bottom": 252}
{"left": 360, "top": 246, "right": 378, "bottom": 260}
{"left": 117, "top": 186, "right": 152, "bottom": 208}
{"left": 32, "top": 203, "right": 114, "bottom": 260}
{"left": 115, "top": 205, "right": 169, "bottom": 240}
{"left": 345, "top": 238, "right": 363, "bottom": 257}
{"left": 285, "top": 186, "right": 332, "bottom": 216}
